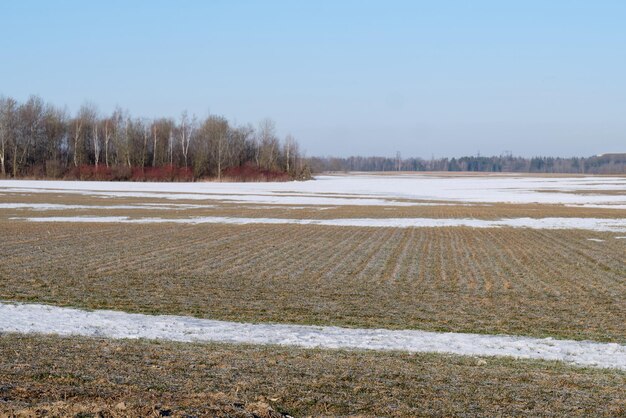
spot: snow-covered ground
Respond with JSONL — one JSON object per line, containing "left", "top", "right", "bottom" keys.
{"left": 0, "top": 203, "right": 214, "bottom": 210}
{"left": 1, "top": 174, "right": 625, "bottom": 206}
{"left": 1, "top": 302, "right": 624, "bottom": 370}
{"left": 13, "top": 215, "right": 626, "bottom": 232}
{"left": 566, "top": 204, "right": 626, "bottom": 210}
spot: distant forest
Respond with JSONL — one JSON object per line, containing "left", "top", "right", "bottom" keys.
{"left": 310, "top": 153, "right": 626, "bottom": 174}
{"left": 0, "top": 95, "right": 310, "bottom": 181}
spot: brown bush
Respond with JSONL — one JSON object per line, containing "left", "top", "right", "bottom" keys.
{"left": 222, "top": 163, "right": 290, "bottom": 182}
{"left": 60, "top": 165, "right": 197, "bottom": 182}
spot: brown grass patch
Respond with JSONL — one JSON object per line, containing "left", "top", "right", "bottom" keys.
{"left": 1, "top": 219, "right": 624, "bottom": 342}
{"left": 1, "top": 334, "right": 624, "bottom": 417}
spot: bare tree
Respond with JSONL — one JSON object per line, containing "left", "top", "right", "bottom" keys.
{"left": 41, "top": 104, "right": 68, "bottom": 176}
{"left": 0, "top": 97, "right": 17, "bottom": 176}
{"left": 111, "top": 109, "right": 131, "bottom": 167}
{"left": 283, "top": 134, "right": 297, "bottom": 174}
{"left": 179, "top": 112, "right": 194, "bottom": 169}
{"left": 103, "top": 115, "right": 114, "bottom": 168}
{"left": 122, "top": 116, "right": 131, "bottom": 167}
{"left": 230, "top": 124, "right": 254, "bottom": 166}
{"left": 152, "top": 121, "right": 158, "bottom": 167}
{"left": 71, "top": 116, "right": 82, "bottom": 168}
{"left": 14, "top": 96, "right": 45, "bottom": 177}
{"left": 70, "top": 103, "right": 97, "bottom": 168}
{"left": 147, "top": 118, "right": 174, "bottom": 168}
{"left": 169, "top": 128, "right": 174, "bottom": 166}
{"left": 93, "top": 118, "right": 100, "bottom": 169}
{"left": 258, "top": 118, "right": 279, "bottom": 170}
{"left": 210, "top": 117, "right": 229, "bottom": 180}
{"left": 141, "top": 118, "right": 149, "bottom": 169}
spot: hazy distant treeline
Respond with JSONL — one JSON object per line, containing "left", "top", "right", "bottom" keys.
{"left": 0, "top": 95, "right": 310, "bottom": 181}
{"left": 310, "top": 153, "right": 626, "bottom": 174}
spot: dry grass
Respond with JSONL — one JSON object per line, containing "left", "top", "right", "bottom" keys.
{"left": 1, "top": 218, "right": 624, "bottom": 342}
{"left": 1, "top": 333, "right": 624, "bottom": 417}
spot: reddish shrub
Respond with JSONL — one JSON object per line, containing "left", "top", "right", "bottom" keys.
{"left": 64, "top": 165, "right": 114, "bottom": 180}
{"left": 61, "top": 165, "right": 193, "bottom": 182}
{"left": 60, "top": 164, "right": 290, "bottom": 182}
{"left": 130, "top": 167, "right": 146, "bottom": 181}
{"left": 222, "top": 163, "right": 290, "bottom": 182}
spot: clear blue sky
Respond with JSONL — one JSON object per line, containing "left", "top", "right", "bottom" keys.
{"left": 1, "top": 0, "right": 624, "bottom": 157}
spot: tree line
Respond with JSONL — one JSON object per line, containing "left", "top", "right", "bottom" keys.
{"left": 0, "top": 95, "right": 310, "bottom": 181}
{"left": 3, "top": 94, "right": 622, "bottom": 179}
{"left": 310, "top": 153, "right": 626, "bottom": 174}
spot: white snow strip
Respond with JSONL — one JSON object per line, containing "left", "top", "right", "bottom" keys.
{"left": 615, "top": 236, "right": 626, "bottom": 239}
{"left": 587, "top": 238, "right": 605, "bottom": 242}
{"left": 1, "top": 175, "right": 625, "bottom": 206}
{"left": 566, "top": 204, "right": 626, "bottom": 210}
{"left": 13, "top": 215, "right": 626, "bottom": 232}
{"left": 16, "top": 216, "right": 132, "bottom": 223}
{"left": 0, "top": 302, "right": 624, "bottom": 370}
{"left": 0, "top": 188, "right": 414, "bottom": 206}
{"left": 0, "top": 203, "right": 214, "bottom": 211}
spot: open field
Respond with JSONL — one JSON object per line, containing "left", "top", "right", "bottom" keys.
{"left": 5, "top": 1, "right": 626, "bottom": 415}
{"left": 1, "top": 334, "right": 625, "bottom": 417}
{"left": 1, "top": 174, "right": 625, "bottom": 415}
{"left": 1, "top": 215, "right": 625, "bottom": 342}
{"left": 2, "top": 189, "right": 626, "bottom": 220}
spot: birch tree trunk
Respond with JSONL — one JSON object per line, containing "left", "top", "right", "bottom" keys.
{"left": 152, "top": 125, "right": 157, "bottom": 167}
{"left": 104, "top": 120, "right": 110, "bottom": 168}
{"left": 73, "top": 119, "right": 82, "bottom": 167}
{"left": 93, "top": 123, "right": 100, "bottom": 168}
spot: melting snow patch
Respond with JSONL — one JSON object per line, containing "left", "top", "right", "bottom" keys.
{"left": 587, "top": 238, "right": 605, "bottom": 242}
{"left": 566, "top": 204, "right": 626, "bottom": 210}
{"left": 0, "top": 302, "right": 624, "bottom": 370}
{"left": 0, "top": 203, "right": 214, "bottom": 211}
{"left": 12, "top": 215, "right": 626, "bottom": 233}
{"left": 2, "top": 175, "right": 625, "bottom": 206}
